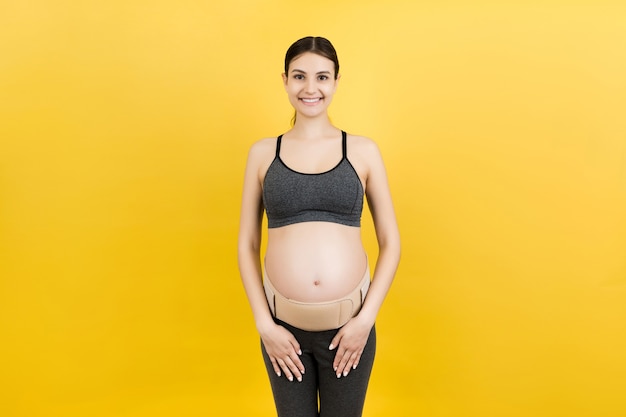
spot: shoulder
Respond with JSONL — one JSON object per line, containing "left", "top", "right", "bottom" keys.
{"left": 248, "top": 136, "right": 278, "bottom": 155}
{"left": 344, "top": 133, "right": 386, "bottom": 183}
{"left": 244, "top": 137, "right": 279, "bottom": 182}
{"left": 346, "top": 133, "right": 382, "bottom": 159}
{"left": 246, "top": 136, "right": 278, "bottom": 163}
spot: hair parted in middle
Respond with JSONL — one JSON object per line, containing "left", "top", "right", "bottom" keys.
{"left": 284, "top": 36, "right": 340, "bottom": 79}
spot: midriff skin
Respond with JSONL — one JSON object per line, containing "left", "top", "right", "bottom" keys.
{"left": 264, "top": 221, "right": 367, "bottom": 303}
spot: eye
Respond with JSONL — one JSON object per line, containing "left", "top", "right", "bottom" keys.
{"left": 318, "top": 75, "right": 329, "bottom": 81}
{"left": 293, "top": 74, "right": 304, "bottom": 80}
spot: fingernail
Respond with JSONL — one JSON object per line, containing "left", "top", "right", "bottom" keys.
{"left": 288, "top": 376, "right": 293, "bottom": 382}
{"left": 301, "top": 369, "right": 305, "bottom": 374}
{"left": 298, "top": 349, "right": 302, "bottom": 355}
{"left": 328, "top": 344, "right": 334, "bottom": 350}
{"left": 277, "top": 371, "right": 281, "bottom": 377}
{"left": 334, "top": 366, "right": 337, "bottom": 371}
{"left": 353, "top": 364, "right": 357, "bottom": 370}
{"left": 297, "top": 376, "right": 302, "bottom": 382}
{"left": 336, "top": 373, "right": 341, "bottom": 378}
{"left": 343, "top": 371, "right": 348, "bottom": 376}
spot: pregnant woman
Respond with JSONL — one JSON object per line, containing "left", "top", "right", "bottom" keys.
{"left": 238, "top": 36, "right": 400, "bottom": 417}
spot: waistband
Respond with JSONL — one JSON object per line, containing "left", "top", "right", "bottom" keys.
{"left": 263, "top": 264, "right": 370, "bottom": 332}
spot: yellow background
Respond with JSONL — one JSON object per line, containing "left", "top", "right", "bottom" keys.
{"left": 1, "top": 1, "right": 625, "bottom": 416}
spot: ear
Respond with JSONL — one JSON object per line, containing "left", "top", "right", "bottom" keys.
{"left": 282, "top": 72, "right": 288, "bottom": 87}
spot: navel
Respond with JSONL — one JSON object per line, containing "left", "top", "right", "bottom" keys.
{"left": 313, "top": 280, "right": 320, "bottom": 286}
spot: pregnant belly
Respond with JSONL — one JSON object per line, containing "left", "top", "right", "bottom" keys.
{"left": 265, "top": 222, "right": 368, "bottom": 303}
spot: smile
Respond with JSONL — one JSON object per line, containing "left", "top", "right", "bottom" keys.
{"left": 299, "top": 98, "right": 323, "bottom": 105}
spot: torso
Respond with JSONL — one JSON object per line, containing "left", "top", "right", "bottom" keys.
{"left": 259, "top": 131, "right": 369, "bottom": 303}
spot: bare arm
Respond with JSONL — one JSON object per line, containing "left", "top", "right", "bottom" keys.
{"left": 356, "top": 139, "right": 401, "bottom": 324}
{"left": 237, "top": 140, "right": 305, "bottom": 382}
{"left": 237, "top": 142, "right": 272, "bottom": 330}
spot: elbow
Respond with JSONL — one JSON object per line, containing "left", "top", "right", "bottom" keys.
{"left": 379, "top": 233, "right": 401, "bottom": 262}
{"left": 237, "top": 235, "right": 261, "bottom": 259}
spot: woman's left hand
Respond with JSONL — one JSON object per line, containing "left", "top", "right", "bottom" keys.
{"left": 328, "top": 315, "right": 373, "bottom": 378}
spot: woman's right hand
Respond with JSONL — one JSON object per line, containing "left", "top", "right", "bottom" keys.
{"left": 259, "top": 322, "right": 305, "bottom": 382}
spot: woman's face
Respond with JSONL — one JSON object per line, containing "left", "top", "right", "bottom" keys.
{"left": 282, "top": 52, "right": 340, "bottom": 118}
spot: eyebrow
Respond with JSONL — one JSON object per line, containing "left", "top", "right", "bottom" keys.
{"left": 290, "top": 69, "right": 332, "bottom": 75}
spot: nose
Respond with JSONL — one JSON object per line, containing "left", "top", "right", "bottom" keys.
{"left": 304, "top": 78, "right": 317, "bottom": 94}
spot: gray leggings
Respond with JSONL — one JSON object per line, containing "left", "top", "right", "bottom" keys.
{"left": 261, "top": 319, "right": 376, "bottom": 417}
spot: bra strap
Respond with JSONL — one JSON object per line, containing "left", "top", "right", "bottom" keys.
{"left": 341, "top": 131, "right": 347, "bottom": 158}
{"left": 276, "top": 135, "right": 283, "bottom": 158}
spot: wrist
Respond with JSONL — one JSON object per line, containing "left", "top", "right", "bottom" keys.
{"left": 255, "top": 316, "right": 277, "bottom": 335}
{"left": 355, "top": 309, "right": 376, "bottom": 327}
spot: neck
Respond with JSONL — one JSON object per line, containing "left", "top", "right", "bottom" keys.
{"left": 290, "top": 113, "right": 337, "bottom": 139}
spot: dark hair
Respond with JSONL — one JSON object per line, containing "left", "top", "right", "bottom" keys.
{"left": 284, "top": 36, "right": 340, "bottom": 80}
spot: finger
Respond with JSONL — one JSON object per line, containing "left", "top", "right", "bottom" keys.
{"left": 287, "top": 357, "right": 304, "bottom": 382}
{"left": 277, "top": 357, "right": 295, "bottom": 382}
{"left": 289, "top": 339, "right": 303, "bottom": 356}
{"left": 285, "top": 350, "right": 304, "bottom": 381}
{"left": 289, "top": 350, "right": 306, "bottom": 374}
{"left": 333, "top": 347, "right": 347, "bottom": 373}
{"left": 287, "top": 340, "right": 305, "bottom": 373}
{"left": 352, "top": 351, "right": 363, "bottom": 370}
{"left": 331, "top": 338, "right": 344, "bottom": 371}
{"left": 329, "top": 332, "right": 342, "bottom": 351}
{"left": 270, "top": 357, "right": 281, "bottom": 377}
{"left": 341, "top": 351, "right": 359, "bottom": 377}
{"left": 335, "top": 349, "right": 351, "bottom": 378}
{"left": 282, "top": 356, "right": 303, "bottom": 382}
{"left": 332, "top": 350, "right": 341, "bottom": 373}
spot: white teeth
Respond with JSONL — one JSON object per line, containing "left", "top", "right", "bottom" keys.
{"left": 302, "top": 98, "right": 321, "bottom": 103}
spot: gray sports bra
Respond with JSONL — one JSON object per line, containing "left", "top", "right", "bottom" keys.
{"left": 262, "top": 131, "right": 364, "bottom": 228}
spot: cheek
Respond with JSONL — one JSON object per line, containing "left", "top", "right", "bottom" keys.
{"left": 284, "top": 86, "right": 295, "bottom": 98}
{"left": 288, "top": 88, "right": 300, "bottom": 100}
{"left": 323, "top": 85, "right": 336, "bottom": 97}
